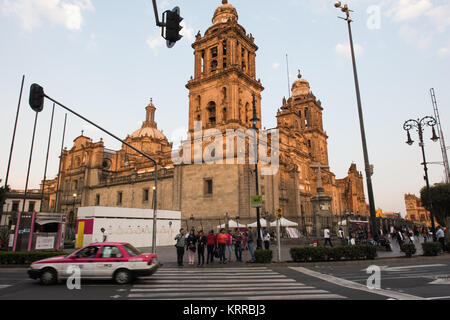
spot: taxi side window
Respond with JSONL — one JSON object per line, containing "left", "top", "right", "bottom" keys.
{"left": 75, "top": 246, "right": 100, "bottom": 259}
{"left": 100, "top": 246, "right": 123, "bottom": 259}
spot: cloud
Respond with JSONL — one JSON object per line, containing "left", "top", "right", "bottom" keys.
{"left": 146, "top": 35, "right": 165, "bottom": 55}
{"left": 437, "top": 47, "right": 450, "bottom": 58}
{"left": 398, "top": 24, "right": 433, "bottom": 49}
{"left": 335, "top": 42, "right": 364, "bottom": 58}
{"left": 2, "top": 0, "right": 94, "bottom": 31}
{"left": 388, "top": 0, "right": 432, "bottom": 22}
{"left": 272, "top": 63, "right": 280, "bottom": 70}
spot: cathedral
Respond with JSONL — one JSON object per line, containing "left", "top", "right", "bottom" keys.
{"left": 42, "top": 1, "right": 368, "bottom": 234}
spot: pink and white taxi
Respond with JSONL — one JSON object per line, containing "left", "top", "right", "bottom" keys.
{"left": 28, "top": 242, "right": 160, "bottom": 285}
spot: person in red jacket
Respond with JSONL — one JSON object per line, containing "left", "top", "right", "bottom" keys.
{"left": 217, "top": 228, "right": 228, "bottom": 264}
{"left": 206, "top": 230, "right": 216, "bottom": 264}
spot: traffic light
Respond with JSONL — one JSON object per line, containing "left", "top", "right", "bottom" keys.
{"left": 29, "top": 83, "right": 45, "bottom": 112}
{"left": 163, "top": 7, "right": 183, "bottom": 48}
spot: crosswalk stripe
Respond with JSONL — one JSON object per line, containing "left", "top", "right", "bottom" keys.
{"left": 159, "top": 268, "right": 269, "bottom": 272}
{"left": 0, "top": 285, "right": 11, "bottom": 290}
{"left": 153, "top": 294, "right": 346, "bottom": 300}
{"left": 133, "top": 283, "right": 307, "bottom": 288}
{"left": 128, "top": 289, "right": 330, "bottom": 299}
{"left": 156, "top": 272, "right": 279, "bottom": 275}
{"left": 153, "top": 275, "right": 287, "bottom": 280}
{"left": 136, "top": 279, "right": 297, "bottom": 284}
{"left": 131, "top": 286, "right": 315, "bottom": 293}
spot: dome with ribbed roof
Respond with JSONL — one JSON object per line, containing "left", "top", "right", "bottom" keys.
{"left": 130, "top": 99, "right": 167, "bottom": 141}
{"left": 291, "top": 70, "right": 311, "bottom": 97}
{"left": 212, "top": 0, "right": 238, "bottom": 25}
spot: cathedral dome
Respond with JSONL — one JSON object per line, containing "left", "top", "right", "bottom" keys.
{"left": 130, "top": 126, "right": 166, "bottom": 140}
{"left": 212, "top": 0, "right": 238, "bottom": 25}
{"left": 130, "top": 99, "right": 167, "bottom": 141}
{"left": 291, "top": 71, "right": 311, "bottom": 97}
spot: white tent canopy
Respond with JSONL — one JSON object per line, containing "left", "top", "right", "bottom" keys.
{"left": 269, "top": 217, "right": 299, "bottom": 227}
{"left": 247, "top": 218, "right": 268, "bottom": 228}
{"left": 216, "top": 219, "right": 247, "bottom": 229}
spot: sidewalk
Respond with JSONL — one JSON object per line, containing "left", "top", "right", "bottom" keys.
{"left": 139, "top": 236, "right": 429, "bottom": 267}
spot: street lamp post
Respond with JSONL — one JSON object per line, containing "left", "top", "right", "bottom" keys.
{"left": 403, "top": 116, "right": 440, "bottom": 240}
{"left": 72, "top": 193, "right": 77, "bottom": 228}
{"left": 251, "top": 93, "right": 263, "bottom": 250}
{"left": 334, "top": 2, "right": 378, "bottom": 239}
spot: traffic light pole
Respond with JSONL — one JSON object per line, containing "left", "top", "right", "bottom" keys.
{"left": 152, "top": 0, "right": 164, "bottom": 27}
{"left": 38, "top": 91, "right": 159, "bottom": 254}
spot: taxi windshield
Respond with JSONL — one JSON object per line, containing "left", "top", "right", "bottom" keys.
{"left": 122, "top": 244, "right": 142, "bottom": 257}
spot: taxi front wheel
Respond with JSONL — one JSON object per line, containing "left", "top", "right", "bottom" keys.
{"left": 40, "top": 268, "right": 57, "bottom": 285}
{"left": 114, "top": 269, "right": 132, "bottom": 285}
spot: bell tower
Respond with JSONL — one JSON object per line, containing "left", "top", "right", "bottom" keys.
{"left": 277, "top": 71, "right": 329, "bottom": 166}
{"left": 186, "top": 0, "right": 264, "bottom": 134}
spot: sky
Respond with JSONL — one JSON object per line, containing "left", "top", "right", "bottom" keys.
{"left": 0, "top": 0, "right": 449, "bottom": 216}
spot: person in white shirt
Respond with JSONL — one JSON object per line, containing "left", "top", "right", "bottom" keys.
{"left": 101, "top": 228, "right": 109, "bottom": 242}
{"left": 324, "top": 227, "right": 333, "bottom": 247}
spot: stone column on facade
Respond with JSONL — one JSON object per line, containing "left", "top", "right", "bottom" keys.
{"left": 218, "top": 41, "right": 223, "bottom": 71}
{"left": 249, "top": 52, "right": 256, "bottom": 78}
{"left": 195, "top": 51, "right": 202, "bottom": 79}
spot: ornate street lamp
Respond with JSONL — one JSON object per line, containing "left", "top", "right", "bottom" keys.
{"left": 403, "top": 116, "right": 440, "bottom": 240}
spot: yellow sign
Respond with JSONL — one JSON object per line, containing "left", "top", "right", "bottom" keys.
{"left": 75, "top": 221, "right": 85, "bottom": 249}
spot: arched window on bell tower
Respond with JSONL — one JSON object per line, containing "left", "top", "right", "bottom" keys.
{"left": 207, "top": 101, "right": 217, "bottom": 125}
{"left": 222, "top": 40, "right": 228, "bottom": 69}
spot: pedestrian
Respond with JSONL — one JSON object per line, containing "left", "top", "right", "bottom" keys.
{"left": 422, "top": 227, "right": 428, "bottom": 243}
{"left": 217, "top": 228, "right": 228, "bottom": 264}
{"left": 206, "top": 230, "right": 216, "bottom": 264}
{"left": 358, "top": 229, "right": 364, "bottom": 245}
{"left": 263, "top": 229, "right": 271, "bottom": 250}
{"left": 186, "top": 228, "right": 197, "bottom": 266}
{"left": 226, "top": 230, "right": 233, "bottom": 262}
{"left": 436, "top": 226, "right": 446, "bottom": 252}
{"left": 324, "top": 226, "right": 333, "bottom": 247}
{"left": 349, "top": 232, "right": 356, "bottom": 246}
{"left": 338, "top": 227, "right": 345, "bottom": 246}
{"left": 233, "top": 228, "right": 243, "bottom": 262}
{"left": 247, "top": 227, "right": 256, "bottom": 262}
{"left": 100, "top": 228, "right": 108, "bottom": 242}
{"left": 175, "top": 228, "right": 186, "bottom": 267}
{"left": 197, "top": 230, "right": 207, "bottom": 267}
{"left": 396, "top": 228, "right": 404, "bottom": 247}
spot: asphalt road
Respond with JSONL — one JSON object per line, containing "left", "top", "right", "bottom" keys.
{"left": 0, "top": 256, "right": 449, "bottom": 300}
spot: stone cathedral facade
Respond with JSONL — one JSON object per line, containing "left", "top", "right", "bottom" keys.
{"left": 42, "top": 1, "right": 368, "bottom": 233}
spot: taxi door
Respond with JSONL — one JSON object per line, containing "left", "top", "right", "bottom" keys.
{"left": 94, "top": 245, "right": 128, "bottom": 278}
{"left": 64, "top": 245, "right": 101, "bottom": 279}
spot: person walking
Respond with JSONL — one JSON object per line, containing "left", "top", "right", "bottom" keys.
{"left": 324, "top": 227, "right": 333, "bottom": 247}
{"left": 233, "top": 228, "right": 243, "bottom": 262}
{"left": 197, "top": 230, "right": 207, "bottom": 267}
{"left": 217, "top": 228, "right": 228, "bottom": 264}
{"left": 175, "top": 228, "right": 186, "bottom": 267}
{"left": 263, "top": 229, "right": 271, "bottom": 250}
{"left": 338, "top": 227, "right": 345, "bottom": 246}
{"left": 436, "top": 226, "right": 446, "bottom": 252}
{"left": 186, "top": 229, "right": 197, "bottom": 266}
{"left": 247, "top": 227, "right": 256, "bottom": 262}
{"left": 100, "top": 228, "right": 109, "bottom": 242}
{"left": 206, "top": 230, "right": 216, "bottom": 264}
{"left": 226, "top": 230, "right": 233, "bottom": 262}
{"left": 396, "top": 228, "right": 404, "bottom": 247}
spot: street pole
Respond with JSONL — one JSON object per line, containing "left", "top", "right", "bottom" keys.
{"left": 404, "top": 116, "right": 439, "bottom": 241}
{"left": 251, "top": 93, "right": 262, "bottom": 250}
{"left": 30, "top": 84, "right": 159, "bottom": 252}
{"left": 276, "top": 217, "right": 281, "bottom": 262}
{"left": 40, "top": 103, "right": 55, "bottom": 212}
{"left": 335, "top": 2, "right": 378, "bottom": 238}
{"left": 152, "top": 186, "right": 157, "bottom": 253}
{"left": 54, "top": 114, "right": 67, "bottom": 213}
{"left": 21, "top": 112, "right": 39, "bottom": 214}
{"left": 5, "top": 75, "right": 25, "bottom": 189}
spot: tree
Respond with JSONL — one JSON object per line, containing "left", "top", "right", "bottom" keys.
{"left": 420, "top": 183, "right": 450, "bottom": 226}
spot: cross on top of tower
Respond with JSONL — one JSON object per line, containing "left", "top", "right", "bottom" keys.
{"left": 222, "top": 0, "right": 228, "bottom": 4}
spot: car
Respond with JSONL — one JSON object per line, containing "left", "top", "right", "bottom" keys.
{"left": 28, "top": 242, "right": 160, "bottom": 285}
